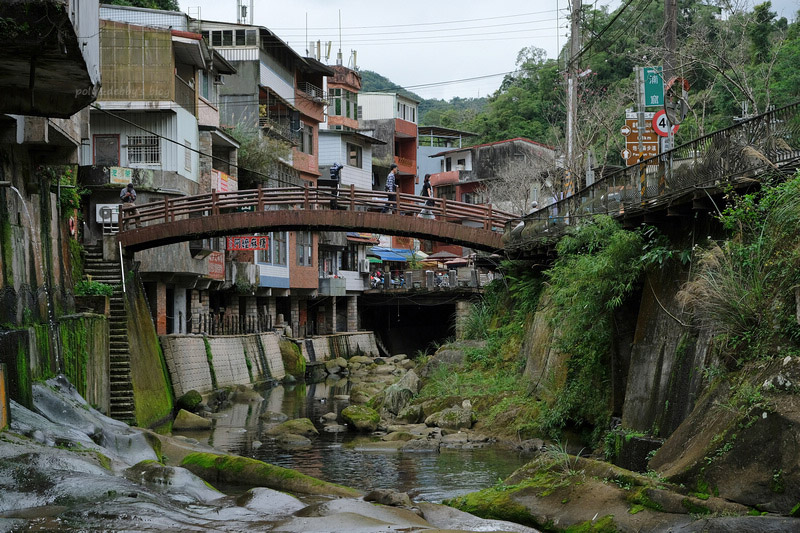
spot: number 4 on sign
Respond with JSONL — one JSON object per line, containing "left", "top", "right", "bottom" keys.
{"left": 652, "top": 109, "right": 679, "bottom": 137}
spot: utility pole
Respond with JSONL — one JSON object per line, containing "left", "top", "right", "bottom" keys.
{"left": 566, "top": 0, "right": 581, "bottom": 194}
{"left": 662, "top": 0, "right": 677, "bottom": 188}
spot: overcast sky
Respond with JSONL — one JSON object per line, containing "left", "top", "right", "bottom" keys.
{"left": 178, "top": 0, "right": 798, "bottom": 101}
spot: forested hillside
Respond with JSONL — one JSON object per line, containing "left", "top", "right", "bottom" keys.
{"left": 362, "top": 2, "right": 799, "bottom": 168}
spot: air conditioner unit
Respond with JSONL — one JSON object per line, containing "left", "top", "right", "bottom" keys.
{"left": 213, "top": 74, "right": 224, "bottom": 85}
{"left": 359, "top": 259, "right": 370, "bottom": 273}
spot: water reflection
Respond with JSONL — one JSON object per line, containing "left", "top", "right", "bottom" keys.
{"left": 173, "top": 378, "right": 530, "bottom": 503}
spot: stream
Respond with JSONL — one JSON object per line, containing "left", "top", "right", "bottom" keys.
{"left": 172, "top": 377, "right": 532, "bottom": 502}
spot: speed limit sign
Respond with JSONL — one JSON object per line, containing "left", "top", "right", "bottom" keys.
{"left": 652, "top": 109, "right": 679, "bottom": 137}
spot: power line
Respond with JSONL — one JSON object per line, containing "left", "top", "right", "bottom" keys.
{"left": 267, "top": 9, "right": 561, "bottom": 31}
{"left": 282, "top": 17, "right": 562, "bottom": 38}
{"left": 568, "top": 0, "right": 639, "bottom": 67}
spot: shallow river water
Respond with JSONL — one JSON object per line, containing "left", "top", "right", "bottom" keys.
{"left": 173, "top": 377, "right": 532, "bottom": 502}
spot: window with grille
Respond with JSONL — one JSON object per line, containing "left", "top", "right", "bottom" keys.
{"left": 261, "top": 231, "right": 287, "bottom": 265}
{"left": 297, "top": 231, "right": 313, "bottom": 266}
{"left": 127, "top": 135, "right": 160, "bottom": 164}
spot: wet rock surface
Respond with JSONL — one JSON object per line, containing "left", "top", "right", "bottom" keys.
{"left": 0, "top": 376, "right": 540, "bottom": 532}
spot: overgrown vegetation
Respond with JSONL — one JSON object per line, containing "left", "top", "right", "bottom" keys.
{"left": 678, "top": 172, "right": 800, "bottom": 364}
{"left": 74, "top": 280, "right": 115, "bottom": 297}
{"left": 427, "top": 215, "right": 651, "bottom": 445}
{"left": 538, "top": 216, "right": 644, "bottom": 443}
{"left": 224, "top": 125, "right": 292, "bottom": 189}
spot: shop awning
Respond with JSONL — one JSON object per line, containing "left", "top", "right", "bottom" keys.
{"left": 346, "top": 232, "right": 379, "bottom": 244}
{"left": 369, "top": 247, "right": 411, "bottom": 262}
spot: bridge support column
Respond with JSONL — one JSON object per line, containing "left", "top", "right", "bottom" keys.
{"left": 327, "top": 298, "right": 337, "bottom": 334}
{"left": 455, "top": 300, "right": 472, "bottom": 340}
{"left": 155, "top": 282, "right": 167, "bottom": 335}
{"left": 290, "top": 296, "right": 300, "bottom": 338}
{"left": 347, "top": 296, "right": 358, "bottom": 332}
{"left": 267, "top": 297, "right": 277, "bottom": 329}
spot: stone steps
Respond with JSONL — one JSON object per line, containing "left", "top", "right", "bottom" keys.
{"left": 83, "top": 243, "right": 136, "bottom": 425}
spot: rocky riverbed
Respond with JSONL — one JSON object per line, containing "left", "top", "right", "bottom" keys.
{"left": 0, "top": 375, "right": 539, "bottom": 532}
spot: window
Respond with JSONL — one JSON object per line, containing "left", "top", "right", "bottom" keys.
{"left": 94, "top": 134, "right": 119, "bottom": 166}
{"left": 437, "top": 185, "right": 456, "bottom": 201}
{"left": 211, "top": 31, "right": 221, "bottom": 47}
{"left": 299, "top": 125, "right": 313, "bottom": 155}
{"left": 297, "top": 231, "right": 313, "bottom": 266}
{"left": 457, "top": 158, "right": 466, "bottom": 169}
{"left": 127, "top": 135, "right": 160, "bottom": 164}
{"left": 235, "top": 29, "right": 246, "bottom": 46}
{"left": 445, "top": 158, "right": 452, "bottom": 171}
{"left": 463, "top": 191, "right": 486, "bottom": 205}
{"left": 185, "top": 141, "right": 192, "bottom": 171}
{"left": 222, "top": 30, "right": 233, "bottom": 46}
{"left": 261, "top": 231, "right": 287, "bottom": 265}
{"left": 246, "top": 29, "right": 257, "bottom": 45}
{"left": 347, "top": 143, "right": 362, "bottom": 168}
{"left": 340, "top": 243, "right": 358, "bottom": 271}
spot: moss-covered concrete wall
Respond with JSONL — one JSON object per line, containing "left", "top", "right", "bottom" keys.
{"left": 126, "top": 269, "right": 173, "bottom": 427}
{"left": 59, "top": 314, "right": 110, "bottom": 413}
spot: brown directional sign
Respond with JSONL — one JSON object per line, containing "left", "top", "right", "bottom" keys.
{"left": 623, "top": 112, "right": 659, "bottom": 166}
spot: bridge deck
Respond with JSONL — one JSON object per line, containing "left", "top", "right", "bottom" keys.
{"left": 117, "top": 185, "right": 516, "bottom": 253}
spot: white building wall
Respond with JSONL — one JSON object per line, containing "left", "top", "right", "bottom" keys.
{"left": 90, "top": 111, "right": 180, "bottom": 173}
{"left": 260, "top": 53, "right": 294, "bottom": 103}
{"left": 358, "top": 93, "right": 395, "bottom": 121}
{"left": 318, "top": 135, "right": 345, "bottom": 166}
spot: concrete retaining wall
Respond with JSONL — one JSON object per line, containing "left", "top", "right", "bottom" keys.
{"left": 299, "top": 332, "right": 378, "bottom": 362}
{"left": 161, "top": 332, "right": 288, "bottom": 397}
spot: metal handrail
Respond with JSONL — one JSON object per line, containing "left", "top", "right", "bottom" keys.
{"left": 505, "top": 101, "right": 800, "bottom": 249}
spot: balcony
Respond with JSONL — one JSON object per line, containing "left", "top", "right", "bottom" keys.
{"left": 0, "top": 0, "right": 100, "bottom": 117}
{"left": 318, "top": 277, "right": 346, "bottom": 296}
{"left": 298, "top": 82, "right": 327, "bottom": 103}
{"left": 259, "top": 116, "right": 299, "bottom": 145}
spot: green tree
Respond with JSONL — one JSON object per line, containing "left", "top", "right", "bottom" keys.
{"left": 106, "top": 0, "right": 180, "bottom": 10}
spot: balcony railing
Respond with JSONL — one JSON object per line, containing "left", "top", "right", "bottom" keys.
{"left": 298, "top": 82, "right": 327, "bottom": 103}
{"left": 174, "top": 75, "right": 196, "bottom": 116}
{"left": 259, "top": 115, "right": 299, "bottom": 144}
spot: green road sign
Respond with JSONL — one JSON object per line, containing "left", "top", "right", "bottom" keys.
{"left": 643, "top": 66, "right": 664, "bottom": 107}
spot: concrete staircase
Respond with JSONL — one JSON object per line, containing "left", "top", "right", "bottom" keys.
{"left": 83, "top": 243, "right": 136, "bottom": 424}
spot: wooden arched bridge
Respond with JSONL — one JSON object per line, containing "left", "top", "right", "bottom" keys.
{"left": 117, "top": 185, "right": 515, "bottom": 253}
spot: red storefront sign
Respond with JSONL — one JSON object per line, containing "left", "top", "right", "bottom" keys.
{"left": 226, "top": 235, "right": 269, "bottom": 251}
{"left": 207, "top": 251, "right": 224, "bottom": 280}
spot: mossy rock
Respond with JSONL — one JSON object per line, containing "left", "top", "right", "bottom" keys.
{"left": 265, "top": 418, "right": 319, "bottom": 438}
{"left": 341, "top": 405, "right": 381, "bottom": 432}
{"left": 176, "top": 390, "right": 203, "bottom": 412}
{"left": 279, "top": 339, "right": 306, "bottom": 378}
{"left": 181, "top": 452, "right": 360, "bottom": 497}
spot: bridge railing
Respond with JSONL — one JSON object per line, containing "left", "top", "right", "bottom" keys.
{"left": 119, "top": 183, "right": 515, "bottom": 233}
{"left": 505, "top": 101, "right": 800, "bottom": 249}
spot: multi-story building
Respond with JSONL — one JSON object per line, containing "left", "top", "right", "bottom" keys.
{"left": 359, "top": 92, "right": 420, "bottom": 249}
{"left": 427, "top": 137, "right": 556, "bottom": 256}
{"left": 315, "top": 64, "right": 386, "bottom": 333}
{"left": 194, "top": 17, "right": 335, "bottom": 337}
{"left": 81, "top": 5, "right": 239, "bottom": 335}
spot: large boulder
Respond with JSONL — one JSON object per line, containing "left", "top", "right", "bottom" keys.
{"left": 380, "top": 370, "right": 421, "bottom": 415}
{"left": 650, "top": 356, "right": 800, "bottom": 514}
{"left": 175, "top": 390, "right": 203, "bottom": 412}
{"left": 420, "top": 341, "right": 485, "bottom": 378}
{"left": 264, "top": 418, "right": 319, "bottom": 438}
{"left": 341, "top": 405, "right": 380, "bottom": 432}
{"left": 280, "top": 339, "right": 306, "bottom": 379}
{"left": 173, "top": 409, "right": 212, "bottom": 430}
{"left": 424, "top": 400, "right": 474, "bottom": 430}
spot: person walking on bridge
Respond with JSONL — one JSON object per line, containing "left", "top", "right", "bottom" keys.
{"left": 418, "top": 174, "right": 435, "bottom": 219}
{"left": 381, "top": 163, "right": 397, "bottom": 213}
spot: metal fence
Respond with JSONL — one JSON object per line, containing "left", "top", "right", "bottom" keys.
{"left": 505, "top": 101, "right": 800, "bottom": 250}
{"left": 187, "top": 313, "right": 273, "bottom": 335}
